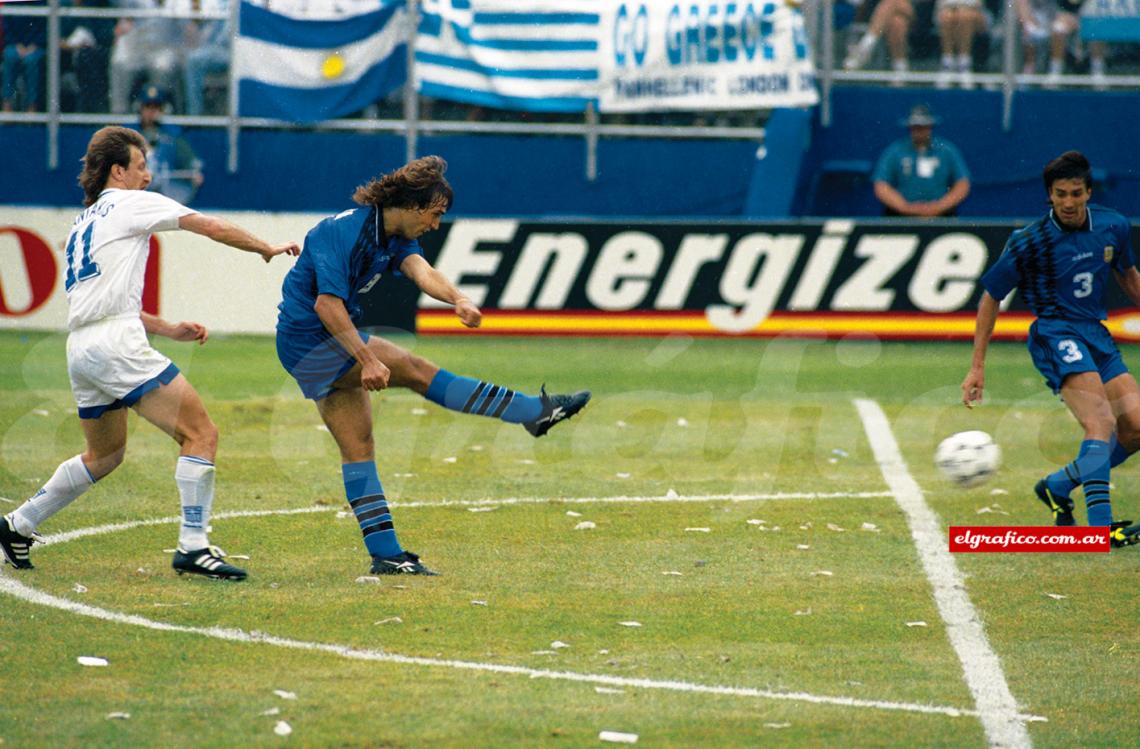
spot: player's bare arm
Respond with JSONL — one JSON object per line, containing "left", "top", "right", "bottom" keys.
{"left": 313, "top": 293, "right": 390, "bottom": 390}
{"left": 873, "top": 180, "right": 915, "bottom": 216}
{"left": 963, "top": 291, "right": 1000, "bottom": 407}
{"left": 178, "top": 213, "right": 301, "bottom": 263}
{"left": 399, "top": 254, "right": 482, "bottom": 328}
{"left": 1113, "top": 266, "right": 1140, "bottom": 307}
{"left": 140, "top": 311, "right": 208, "bottom": 345}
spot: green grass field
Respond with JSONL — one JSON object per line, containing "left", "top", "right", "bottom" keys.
{"left": 1, "top": 330, "right": 1137, "bottom": 748}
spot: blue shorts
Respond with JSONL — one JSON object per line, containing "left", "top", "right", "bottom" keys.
{"left": 1027, "top": 318, "right": 1128, "bottom": 394}
{"left": 276, "top": 327, "right": 370, "bottom": 401}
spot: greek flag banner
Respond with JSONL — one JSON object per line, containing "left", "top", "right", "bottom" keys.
{"left": 415, "top": 0, "right": 600, "bottom": 113}
{"left": 597, "top": 2, "right": 818, "bottom": 112}
{"left": 236, "top": 1, "right": 408, "bottom": 122}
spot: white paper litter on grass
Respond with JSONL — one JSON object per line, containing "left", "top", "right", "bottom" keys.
{"left": 467, "top": 506, "right": 497, "bottom": 513}
{"left": 274, "top": 721, "right": 292, "bottom": 737}
{"left": 531, "top": 650, "right": 558, "bottom": 655}
{"left": 661, "top": 570, "right": 683, "bottom": 576}
{"left": 826, "top": 523, "right": 846, "bottom": 532}
{"left": 747, "top": 519, "right": 768, "bottom": 526}
{"left": 599, "top": 730, "right": 639, "bottom": 744}
{"left": 471, "top": 600, "right": 488, "bottom": 606}
{"left": 800, "top": 523, "right": 812, "bottom": 530}
{"left": 566, "top": 511, "right": 583, "bottom": 517}
{"left": 990, "top": 488, "right": 1009, "bottom": 495}
{"left": 1045, "top": 593, "right": 1068, "bottom": 600}
{"left": 684, "top": 527, "right": 711, "bottom": 533}
{"left": 795, "top": 544, "right": 811, "bottom": 550}
{"left": 443, "top": 456, "right": 458, "bottom": 464}
{"left": 976, "top": 505, "right": 1010, "bottom": 516}
{"left": 551, "top": 641, "right": 570, "bottom": 649}
{"left": 469, "top": 445, "right": 484, "bottom": 452}
{"left": 273, "top": 690, "right": 297, "bottom": 700}
{"left": 861, "top": 523, "right": 881, "bottom": 533}
{"left": 575, "top": 521, "right": 596, "bottom": 530}
{"left": 230, "top": 554, "right": 251, "bottom": 560}
{"left": 595, "top": 687, "right": 625, "bottom": 694}
{"left": 676, "top": 418, "right": 689, "bottom": 427}
{"left": 393, "top": 472, "right": 415, "bottom": 478}
{"left": 77, "top": 656, "right": 108, "bottom": 667}
{"left": 810, "top": 570, "right": 833, "bottom": 577}
{"left": 411, "top": 408, "right": 428, "bottom": 416}
{"left": 315, "top": 425, "right": 329, "bottom": 432}
{"left": 905, "top": 621, "right": 928, "bottom": 628}
{"left": 106, "top": 712, "right": 130, "bottom": 720}
{"left": 335, "top": 511, "right": 350, "bottom": 519}
{"left": 374, "top": 617, "right": 403, "bottom": 625}
{"left": 355, "top": 576, "right": 382, "bottom": 584}
{"left": 618, "top": 621, "right": 642, "bottom": 628}
{"left": 261, "top": 707, "right": 281, "bottom": 716}
{"left": 33, "top": 408, "right": 51, "bottom": 416}
{"left": 665, "top": 489, "right": 679, "bottom": 499}
{"left": 764, "top": 722, "right": 791, "bottom": 729}
{"left": 0, "top": 496, "right": 14, "bottom": 503}
{"left": 615, "top": 472, "right": 631, "bottom": 479}
{"left": 794, "top": 608, "right": 812, "bottom": 616}
{"left": 616, "top": 420, "right": 628, "bottom": 428}
{"left": 73, "top": 584, "right": 87, "bottom": 593}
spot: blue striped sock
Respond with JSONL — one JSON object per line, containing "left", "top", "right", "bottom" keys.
{"left": 342, "top": 461, "right": 401, "bottom": 558}
{"left": 1075, "top": 440, "right": 1112, "bottom": 526}
{"left": 1046, "top": 434, "right": 1131, "bottom": 501}
{"left": 425, "top": 370, "right": 542, "bottom": 423}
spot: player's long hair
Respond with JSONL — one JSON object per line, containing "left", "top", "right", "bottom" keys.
{"left": 78, "top": 126, "right": 148, "bottom": 207}
{"left": 1043, "top": 150, "right": 1092, "bottom": 194}
{"left": 352, "top": 155, "right": 454, "bottom": 211}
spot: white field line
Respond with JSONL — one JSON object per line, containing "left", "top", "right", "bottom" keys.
{"left": 0, "top": 572, "right": 1045, "bottom": 722}
{"left": 41, "top": 492, "right": 894, "bottom": 546}
{"left": 854, "top": 399, "right": 1034, "bottom": 749}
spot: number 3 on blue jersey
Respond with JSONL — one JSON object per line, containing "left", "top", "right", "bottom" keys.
{"left": 64, "top": 221, "right": 100, "bottom": 291}
{"left": 1072, "top": 272, "right": 1093, "bottom": 299}
{"left": 1058, "top": 339, "right": 1084, "bottom": 363}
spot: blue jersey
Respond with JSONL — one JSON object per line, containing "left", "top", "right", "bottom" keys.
{"left": 277, "top": 206, "right": 422, "bottom": 335}
{"left": 981, "top": 205, "right": 1134, "bottom": 322}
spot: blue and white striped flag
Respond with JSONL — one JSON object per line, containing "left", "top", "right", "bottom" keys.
{"left": 415, "top": 0, "right": 600, "bottom": 113}
{"left": 235, "top": 1, "right": 408, "bottom": 122}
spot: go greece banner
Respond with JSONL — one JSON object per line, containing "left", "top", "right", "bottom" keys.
{"left": 598, "top": 1, "right": 818, "bottom": 112}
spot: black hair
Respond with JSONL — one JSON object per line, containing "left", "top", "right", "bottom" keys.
{"left": 1043, "top": 151, "right": 1092, "bottom": 194}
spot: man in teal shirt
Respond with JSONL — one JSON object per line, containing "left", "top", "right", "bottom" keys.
{"left": 872, "top": 103, "right": 971, "bottom": 217}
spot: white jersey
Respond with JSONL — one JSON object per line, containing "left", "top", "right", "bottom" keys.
{"left": 64, "top": 188, "right": 195, "bottom": 330}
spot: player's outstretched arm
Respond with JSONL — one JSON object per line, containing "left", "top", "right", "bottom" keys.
{"left": 1114, "top": 266, "right": 1140, "bottom": 308}
{"left": 141, "top": 312, "right": 208, "bottom": 345}
{"left": 399, "top": 254, "right": 482, "bottom": 328}
{"left": 962, "top": 291, "right": 1000, "bottom": 408}
{"left": 178, "top": 213, "right": 300, "bottom": 263}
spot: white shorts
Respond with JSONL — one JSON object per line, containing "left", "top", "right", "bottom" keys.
{"left": 67, "top": 315, "right": 179, "bottom": 419}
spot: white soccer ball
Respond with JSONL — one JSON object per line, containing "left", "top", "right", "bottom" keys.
{"left": 935, "top": 431, "right": 1001, "bottom": 488}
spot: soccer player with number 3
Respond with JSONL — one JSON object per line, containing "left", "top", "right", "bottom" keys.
{"left": 961, "top": 150, "right": 1140, "bottom": 548}
{"left": 0, "top": 126, "right": 300, "bottom": 578}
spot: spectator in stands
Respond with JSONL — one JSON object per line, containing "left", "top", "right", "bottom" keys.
{"left": 935, "top": 0, "right": 985, "bottom": 88}
{"left": 844, "top": 0, "right": 924, "bottom": 85}
{"left": 1, "top": 0, "right": 47, "bottom": 112}
{"left": 872, "top": 103, "right": 971, "bottom": 217}
{"left": 137, "top": 85, "right": 203, "bottom": 204}
{"left": 1046, "top": 0, "right": 1107, "bottom": 88}
{"left": 110, "top": 0, "right": 188, "bottom": 114}
{"left": 183, "top": 0, "right": 231, "bottom": 116}
{"left": 60, "top": 0, "right": 116, "bottom": 113}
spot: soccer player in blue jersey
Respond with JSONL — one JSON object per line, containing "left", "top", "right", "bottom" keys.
{"left": 276, "top": 156, "right": 590, "bottom": 576}
{"left": 961, "top": 151, "right": 1139, "bottom": 548}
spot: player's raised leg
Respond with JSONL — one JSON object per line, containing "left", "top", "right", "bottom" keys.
{"left": 133, "top": 374, "right": 246, "bottom": 580}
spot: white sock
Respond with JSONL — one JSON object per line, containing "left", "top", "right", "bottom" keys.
{"left": 941, "top": 54, "right": 954, "bottom": 70}
{"left": 1049, "top": 58, "right": 1063, "bottom": 75}
{"left": 11, "top": 455, "right": 95, "bottom": 536}
{"left": 892, "top": 59, "right": 908, "bottom": 72}
{"left": 175, "top": 456, "right": 215, "bottom": 550}
{"left": 858, "top": 33, "right": 879, "bottom": 54}
{"left": 1091, "top": 58, "right": 1106, "bottom": 75}
{"left": 956, "top": 54, "right": 971, "bottom": 72}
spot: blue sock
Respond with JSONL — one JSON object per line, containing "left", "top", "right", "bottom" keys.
{"left": 425, "top": 370, "right": 542, "bottom": 423}
{"left": 1072, "top": 440, "right": 1113, "bottom": 526}
{"left": 1047, "top": 434, "right": 1132, "bottom": 500}
{"left": 342, "top": 461, "right": 401, "bottom": 558}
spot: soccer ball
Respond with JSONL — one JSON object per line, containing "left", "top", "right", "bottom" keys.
{"left": 935, "top": 431, "right": 1001, "bottom": 487}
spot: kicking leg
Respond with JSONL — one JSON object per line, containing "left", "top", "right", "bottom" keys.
{"left": 1039, "top": 373, "right": 1116, "bottom": 526}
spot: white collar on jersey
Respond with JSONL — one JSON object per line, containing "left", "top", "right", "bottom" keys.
{"left": 1049, "top": 207, "right": 1093, "bottom": 233}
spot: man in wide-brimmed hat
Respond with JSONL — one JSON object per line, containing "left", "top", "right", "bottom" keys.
{"left": 871, "top": 103, "right": 971, "bottom": 217}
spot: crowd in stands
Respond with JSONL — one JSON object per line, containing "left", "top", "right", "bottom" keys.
{"left": 1, "top": 0, "right": 1137, "bottom": 117}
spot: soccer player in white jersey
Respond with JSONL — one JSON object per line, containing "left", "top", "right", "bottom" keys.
{"left": 0, "top": 126, "right": 299, "bottom": 579}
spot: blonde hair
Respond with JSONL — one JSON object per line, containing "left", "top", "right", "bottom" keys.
{"left": 352, "top": 155, "right": 453, "bottom": 210}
